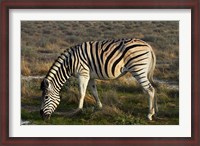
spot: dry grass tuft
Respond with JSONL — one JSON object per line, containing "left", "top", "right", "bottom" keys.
{"left": 21, "top": 82, "right": 29, "bottom": 97}
{"left": 21, "top": 59, "right": 31, "bottom": 76}
{"left": 91, "top": 105, "right": 123, "bottom": 118}
{"left": 100, "top": 89, "right": 119, "bottom": 106}
{"left": 85, "top": 95, "right": 96, "bottom": 105}
{"left": 34, "top": 62, "right": 53, "bottom": 75}
{"left": 65, "top": 88, "right": 79, "bottom": 104}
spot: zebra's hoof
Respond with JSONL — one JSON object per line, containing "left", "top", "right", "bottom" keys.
{"left": 147, "top": 114, "right": 153, "bottom": 121}
{"left": 95, "top": 105, "right": 103, "bottom": 110}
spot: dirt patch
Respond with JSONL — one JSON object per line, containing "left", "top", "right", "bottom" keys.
{"left": 22, "top": 75, "right": 45, "bottom": 81}
{"left": 21, "top": 75, "right": 179, "bottom": 90}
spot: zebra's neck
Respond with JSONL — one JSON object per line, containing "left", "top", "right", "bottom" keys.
{"left": 45, "top": 50, "right": 73, "bottom": 93}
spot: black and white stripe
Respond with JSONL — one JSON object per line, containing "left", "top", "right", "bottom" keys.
{"left": 40, "top": 38, "right": 157, "bottom": 120}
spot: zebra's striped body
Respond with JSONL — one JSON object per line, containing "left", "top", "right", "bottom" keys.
{"left": 40, "top": 38, "right": 157, "bottom": 121}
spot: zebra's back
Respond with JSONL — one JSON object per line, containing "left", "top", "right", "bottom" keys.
{"left": 75, "top": 38, "right": 154, "bottom": 80}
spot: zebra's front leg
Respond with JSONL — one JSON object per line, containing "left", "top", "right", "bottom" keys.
{"left": 88, "top": 79, "right": 102, "bottom": 109}
{"left": 66, "top": 75, "right": 89, "bottom": 117}
{"left": 78, "top": 75, "right": 90, "bottom": 110}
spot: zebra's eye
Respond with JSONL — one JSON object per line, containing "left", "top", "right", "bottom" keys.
{"left": 44, "top": 96, "right": 49, "bottom": 100}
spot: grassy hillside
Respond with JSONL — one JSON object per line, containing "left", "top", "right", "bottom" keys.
{"left": 21, "top": 21, "right": 179, "bottom": 125}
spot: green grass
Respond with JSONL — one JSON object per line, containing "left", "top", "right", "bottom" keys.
{"left": 21, "top": 21, "right": 179, "bottom": 125}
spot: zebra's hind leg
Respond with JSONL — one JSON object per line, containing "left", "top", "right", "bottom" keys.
{"left": 88, "top": 79, "right": 102, "bottom": 109}
{"left": 132, "top": 73, "right": 156, "bottom": 120}
{"left": 146, "top": 86, "right": 156, "bottom": 121}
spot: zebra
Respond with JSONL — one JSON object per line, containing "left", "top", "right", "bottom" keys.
{"left": 40, "top": 38, "right": 157, "bottom": 121}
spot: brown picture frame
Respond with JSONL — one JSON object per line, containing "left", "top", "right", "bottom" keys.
{"left": 1, "top": 0, "right": 199, "bottom": 145}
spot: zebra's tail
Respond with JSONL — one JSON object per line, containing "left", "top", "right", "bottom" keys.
{"left": 148, "top": 48, "right": 156, "bottom": 87}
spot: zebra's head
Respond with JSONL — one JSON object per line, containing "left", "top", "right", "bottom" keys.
{"left": 40, "top": 78, "right": 61, "bottom": 120}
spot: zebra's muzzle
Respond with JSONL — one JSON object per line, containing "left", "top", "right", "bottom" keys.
{"left": 40, "top": 109, "right": 51, "bottom": 120}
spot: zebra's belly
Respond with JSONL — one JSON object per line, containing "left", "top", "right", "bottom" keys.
{"left": 90, "top": 67, "right": 128, "bottom": 80}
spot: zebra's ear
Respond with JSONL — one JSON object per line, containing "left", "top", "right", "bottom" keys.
{"left": 41, "top": 78, "right": 49, "bottom": 90}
